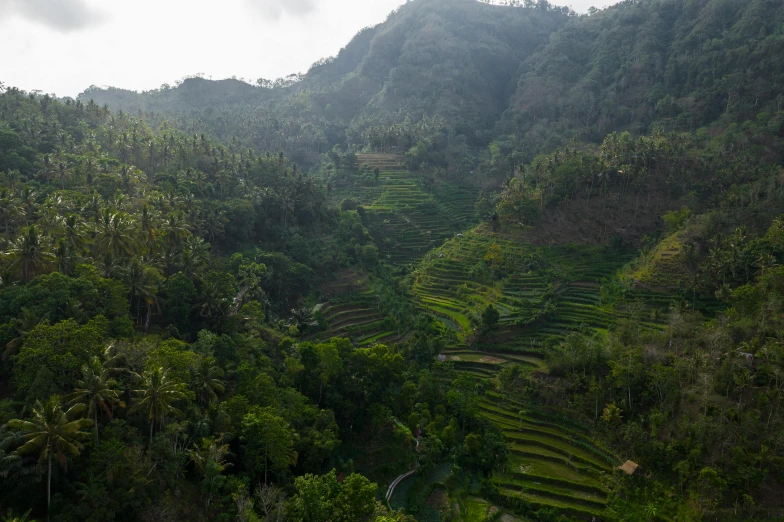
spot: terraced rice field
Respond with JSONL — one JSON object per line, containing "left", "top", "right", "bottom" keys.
{"left": 481, "top": 392, "right": 616, "bottom": 519}
{"left": 310, "top": 292, "right": 409, "bottom": 346}
{"left": 408, "top": 230, "right": 675, "bottom": 517}
{"left": 337, "top": 153, "right": 479, "bottom": 264}
{"left": 325, "top": 168, "right": 678, "bottom": 518}
{"left": 412, "top": 231, "right": 665, "bottom": 354}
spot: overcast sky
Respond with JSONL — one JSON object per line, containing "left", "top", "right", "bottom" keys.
{"left": 0, "top": 0, "right": 618, "bottom": 98}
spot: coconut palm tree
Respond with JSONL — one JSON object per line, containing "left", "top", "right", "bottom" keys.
{"left": 85, "top": 192, "right": 102, "bottom": 224}
{"left": 16, "top": 187, "right": 37, "bottom": 226}
{"left": 6, "top": 396, "right": 92, "bottom": 516}
{"left": 160, "top": 212, "right": 190, "bottom": 273}
{"left": 186, "top": 436, "right": 231, "bottom": 477}
{"left": 35, "top": 155, "right": 56, "bottom": 186}
{"left": 123, "top": 258, "right": 161, "bottom": 325}
{"left": 178, "top": 236, "right": 211, "bottom": 278}
{"left": 195, "top": 280, "right": 229, "bottom": 327}
{"left": 4, "top": 225, "right": 53, "bottom": 282}
{"left": 137, "top": 204, "right": 159, "bottom": 255}
{"left": 0, "top": 187, "right": 24, "bottom": 239}
{"left": 131, "top": 367, "right": 186, "bottom": 444}
{"left": 2, "top": 308, "right": 46, "bottom": 360}
{"left": 65, "top": 357, "right": 122, "bottom": 443}
{"left": 191, "top": 356, "right": 225, "bottom": 406}
{"left": 95, "top": 210, "right": 136, "bottom": 259}
{"left": 186, "top": 436, "right": 232, "bottom": 508}
{"left": 55, "top": 161, "right": 72, "bottom": 190}
{"left": 61, "top": 214, "right": 87, "bottom": 255}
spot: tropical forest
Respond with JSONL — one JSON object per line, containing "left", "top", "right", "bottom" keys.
{"left": 2, "top": 0, "right": 784, "bottom": 520}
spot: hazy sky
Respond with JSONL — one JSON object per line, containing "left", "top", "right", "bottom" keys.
{"left": 0, "top": 0, "right": 618, "bottom": 98}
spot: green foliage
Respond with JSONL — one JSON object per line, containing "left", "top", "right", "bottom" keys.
{"left": 289, "top": 469, "right": 377, "bottom": 522}
{"left": 662, "top": 206, "right": 691, "bottom": 232}
{"left": 481, "top": 305, "right": 500, "bottom": 333}
{"left": 241, "top": 408, "right": 297, "bottom": 484}
{"left": 12, "top": 317, "right": 107, "bottom": 403}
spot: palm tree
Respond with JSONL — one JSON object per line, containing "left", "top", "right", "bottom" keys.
{"left": 61, "top": 214, "right": 87, "bottom": 255}
{"left": 95, "top": 210, "right": 136, "bottom": 259}
{"left": 83, "top": 157, "right": 97, "bottom": 186}
{"left": 55, "top": 161, "right": 72, "bottom": 190}
{"left": 65, "top": 357, "right": 122, "bottom": 443}
{"left": 195, "top": 280, "right": 229, "bottom": 327}
{"left": 192, "top": 356, "right": 225, "bottom": 406}
{"left": 53, "top": 239, "right": 75, "bottom": 275}
{"left": 138, "top": 205, "right": 159, "bottom": 255}
{"left": 6, "top": 396, "right": 92, "bottom": 516}
{"left": 0, "top": 187, "right": 24, "bottom": 239}
{"left": 123, "top": 258, "right": 161, "bottom": 325}
{"left": 178, "top": 236, "right": 210, "bottom": 278}
{"left": 4, "top": 225, "right": 53, "bottom": 282}
{"left": 160, "top": 212, "right": 190, "bottom": 274}
{"left": 3, "top": 308, "right": 46, "bottom": 360}
{"left": 186, "top": 436, "right": 231, "bottom": 477}
{"left": 85, "top": 192, "right": 102, "bottom": 223}
{"left": 35, "top": 155, "right": 56, "bottom": 186}
{"left": 16, "top": 187, "right": 37, "bottom": 226}
{"left": 131, "top": 367, "right": 186, "bottom": 444}
{"left": 186, "top": 436, "right": 232, "bottom": 508}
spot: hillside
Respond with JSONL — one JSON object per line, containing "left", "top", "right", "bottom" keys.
{"left": 80, "top": 0, "right": 784, "bottom": 170}
{"left": 3, "top": 0, "right": 784, "bottom": 521}
{"left": 80, "top": 0, "right": 569, "bottom": 165}
{"left": 500, "top": 0, "right": 784, "bottom": 157}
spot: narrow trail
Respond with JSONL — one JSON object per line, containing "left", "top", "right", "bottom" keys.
{"left": 385, "top": 437, "right": 421, "bottom": 503}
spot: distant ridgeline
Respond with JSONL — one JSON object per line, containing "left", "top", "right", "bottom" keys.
{"left": 80, "top": 0, "right": 784, "bottom": 170}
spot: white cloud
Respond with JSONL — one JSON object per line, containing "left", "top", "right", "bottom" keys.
{"left": 0, "top": 0, "right": 105, "bottom": 32}
{"left": 245, "top": 0, "right": 317, "bottom": 20}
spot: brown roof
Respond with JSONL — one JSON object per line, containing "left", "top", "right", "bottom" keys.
{"left": 616, "top": 460, "right": 639, "bottom": 475}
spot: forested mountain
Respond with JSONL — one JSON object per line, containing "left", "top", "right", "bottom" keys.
{"left": 2, "top": 0, "right": 784, "bottom": 521}
{"left": 500, "top": 0, "right": 784, "bottom": 157}
{"left": 81, "top": 0, "right": 569, "bottom": 166}
{"left": 82, "top": 0, "right": 784, "bottom": 168}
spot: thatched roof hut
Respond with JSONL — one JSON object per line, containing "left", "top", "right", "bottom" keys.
{"left": 616, "top": 460, "right": 639, "bottom": 475}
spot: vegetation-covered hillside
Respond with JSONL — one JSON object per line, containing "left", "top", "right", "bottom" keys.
{"left": 82, "top": 0, "right": 784, "bottom": 170}
{"left": 80, "top": 0, "right": 569, "bottom": 166}
{"left": 3, "top": 0, "right": 784, "bottom": 520}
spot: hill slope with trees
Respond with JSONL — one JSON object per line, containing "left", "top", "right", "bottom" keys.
{"left": 2, "top": 0, "right": 784, "bottom": 520}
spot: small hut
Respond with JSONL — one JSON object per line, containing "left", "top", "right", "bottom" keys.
{"left": 616, "top": 460, "right": 639, "bottom": 475}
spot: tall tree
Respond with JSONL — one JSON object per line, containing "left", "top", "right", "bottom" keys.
{"left": 65, "top": 356, "right": 122, "bottom": 443}
{"left": 131, "top": 367, "right": 186, "bottom": 444}
{"left": 191, "top": 355, "right": 225, "bottom": 406}
{"left": 241, "top": 409, "right": 296, "bottom": 484}
{"left": 4, "top": 225, "right": 53, "bottom": 282}
{"left": 6, "top": 396, "right": 92, "bottom": 516}
{"left": 95, "top": 210, "right": 136, "bottom": 259}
